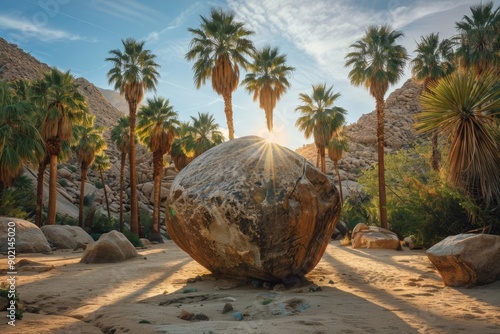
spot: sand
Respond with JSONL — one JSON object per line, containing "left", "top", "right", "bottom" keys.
{"left": 1, "top": 240, "right": 499, "bottom": 334}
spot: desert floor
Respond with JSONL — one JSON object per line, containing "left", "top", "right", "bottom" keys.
{"left": 1, "top": 240, "right": 499, "bottom": 334}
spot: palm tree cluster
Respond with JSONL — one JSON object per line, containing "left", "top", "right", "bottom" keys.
{"left": 343, "top": 1, "right": 500, "bottom": 229}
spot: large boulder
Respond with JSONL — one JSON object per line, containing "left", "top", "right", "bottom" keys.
{"left": 426, "top": 234, "right": 500, "bottom": 287}
{"left": 80, "top": 230, "right": 138, "bottom": 264}
{"left": 166, "top": 136, "right": 341, "bottom": 281}
{"left": 41, "top": 225, "right": 94, "bottom": 249}
{"left": 351, "top": 223, "right": 400, "bottom": 250}
{"left": 0, "top": 218, "right": 51, "bottom": 253}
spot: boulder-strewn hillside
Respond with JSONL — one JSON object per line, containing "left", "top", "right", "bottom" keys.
{"left": 296, "top": 79, "right": 423, "bottom": 195}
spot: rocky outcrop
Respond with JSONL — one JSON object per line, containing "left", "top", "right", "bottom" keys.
{"left": 351, "top": 223, "right": 401, "bottom": 250}
{"left": 426, "top": 234, "right": 500, "bottom": 287}
{"left": 167, "top": 136, "right": 341, "bottom": 281}
{"left": 0, "top": 218, "right": 51, "bottom": 253}
{"left": 41, "top": 225, "right": 94, "bottom": 249}
{"left": 80, "top": 230, "right": 139, "bottom": 263}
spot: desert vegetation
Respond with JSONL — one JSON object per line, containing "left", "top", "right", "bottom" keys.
{"left": 0, "top": 1, "right": 498, "bottom": 247}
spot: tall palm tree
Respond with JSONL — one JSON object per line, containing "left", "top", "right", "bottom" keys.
{"left": 41, "top": 68, "right": 88, "bottom": 225}
{"left": 74, "top": 117, "right": 107, "bottom": 227}
{"left": 106, "top": 38, "right": 160, "bottom": 236}
{"left": 242, "top": 45, "right": 295, "bottom": 131}
{"left": 416, "top": 70, "right": 500, "bottom": 205}
{"left": 327, "top": 127, "right": 348, "bottom": 205}
{"left": 11, "top": 79, "right": 49, "bottom": 226}
{"left": 111, "top": 116, "right": 131, "bottom": 232}
{"left": 184, "top": 112, "right": 225, "bottom": 157}
{"left": 137, "top": 97, "right": 179, "bottom": 241}
{"left": 455, "top": 1, "right": 500, "bottom": 75}
{"left": 186, "top": 8, "right": 255, "bottom": 140}
{"left": 92, "top": 153, "right": 112, "bottom": 220}
{"left": 0, "top": 81, "right": 45, "bottom": 198}
{"left": 345, "top": 25, "right": 408, "bottom": 229}
{"left": 295, "top": 83, "right": 347, "bottom": 173}
{"left": 411, "top": 33, "right": 455, "bottom": 171}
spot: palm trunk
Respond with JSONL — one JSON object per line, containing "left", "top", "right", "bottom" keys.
{"left": 376, "top": 96, "right": 388, "bottom": 230}
{"left": 431, "top": 131, "right": 441, "bottom": 171}
{"left": 129, "top": 102, "right": 139, "bottom": 235}
{"left": 100, "top": 169, "right": 111, "bottom": 220}
{"left": 334, "top": 160, "right": 343, "bottom": 205}
{"left": 119, "top": 152, "right": 126, "bottom": 232}
{"left": 78, "top": 166, "right": 87, "bottom": 227}
{"left": 35, "top": 161, "right": 46, "bottom": 227}
{"left": 46, "top": 154, "right": 58, "bottom": 225}
{"left": 316, "top": 147, "right": 320, "bottom": 168}
{"left": 223, "top": 93, "right": 235, "bottom": 140}
{"left": 0, "top": 182, "right": 4, "bottom": 202}
{"left": 150, "top": 150, "right": 163, "bottom": 242}
{"left": 320, "top": 146, "right": 326, "bottom": 173}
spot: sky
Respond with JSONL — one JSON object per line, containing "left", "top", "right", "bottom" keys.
{"left": 0, "top": 0, "right": 495, "bottom": 150}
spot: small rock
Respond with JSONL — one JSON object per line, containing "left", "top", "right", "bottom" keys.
{"left": 193, "top": 313, "right": 209, "bottom": 321}
{"left": 178, "top": 310, "right": 194, "bottom": 320}
{"left": 273, "top": 283, "right": 286, "bottom": 291}
{"left": 222, "top": 303, "right": 233, "bottom": 314}
{"left": 231, "top": 312, "right": 244, "bottom": 321}
{"left": 308, "top": 285, "right": 322, "bottom": 292}
{"left": 263, "top": 282, "right": 271, "bottom": 289}
{"left": 328, "top": 280, "right": 335, "bottom": 284}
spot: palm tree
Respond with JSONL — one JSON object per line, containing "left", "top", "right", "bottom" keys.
{"left": 411, "top": 33, "right": 455, "bottom": 171}
{"left": 137, "top": 97, "right": 179, "bottom": 241}
{"left": 186, "top": 8, "right": 255, "bottom": 140}
{"left": 295, "top": 83, "right": 347, "bottom": 173}
{"left": 184, "top": 112, "right": 225, "bottom": 157}
{"left": 111, "top": 116, "right": 131, "bottom": 232}
{"left": 92, "top": 153, "right": 112, "bottom": 220}
{"left": 242, "top": 45, "right": 295, "bottom": 131}
{"left": 170, "top": 121, "right": 194, "bottom": 172}
{"left": 74, "top": 117, "right": 107, "bottom": 227}
{"left": 327, "top": 127, "right": 348, "bottom": 205}
{"left": 0, "top": 81, "right": 45, "bottom": 198}
{"left": 40, "top": 68, "right": 88, "bottom": 225}
{"left": 416, "top": 70, "right": 500, "bottom": 205}
{"left": 106, "top": 38, "right": 160, "bottom": 236}
{"left": 455, "top": 1, "right": 500, "bottom": 75}
{"left": 345, "top": 25, "right": 408, "bottom": 229}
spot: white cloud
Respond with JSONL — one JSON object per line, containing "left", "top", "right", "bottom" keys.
{"left": 89, "top": 0, "right": 166, "bottom": 23}
{"left": 0, "top": 14, "right": 89, "bottom": 42}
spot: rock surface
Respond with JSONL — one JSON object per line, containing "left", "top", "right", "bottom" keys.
{"left": 351, "top": 223, "right": 400, "bottom": 250}
{"left": 0, "top": 218, "right": 51, "bottom": 253}
{"left": 41, "top": 225, "right": 94, "bottom": 249}
{"left": 426, "top": 234, "right": 500, "bottom": 287}
{"left": 167, "top": 136, "right": 341, "bottom": 281}
{"left": 80, "top": 230, "right": 139, "bottom": 264}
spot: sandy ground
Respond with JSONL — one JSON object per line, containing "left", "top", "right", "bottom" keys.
{"left": 1, "top": 240, "right": 499, "bottom": 334}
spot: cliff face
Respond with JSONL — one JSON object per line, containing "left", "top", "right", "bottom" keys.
{"left": 295, "top": 79, "right": 424, "bottom": 184}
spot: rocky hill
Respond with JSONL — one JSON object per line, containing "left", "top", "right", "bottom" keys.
{"left": 98, "top": 87, "right": 129, "bottom": 114}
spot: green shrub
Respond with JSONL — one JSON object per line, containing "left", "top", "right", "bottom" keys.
{"left": 55, "top": 214, "right": 78, "bottom": 226}
{"left": 356, "top": 145, "right": 497, "bottom": 247}
{"left": 123, "top": 228, "right": 143, "bottom": 247}
{"left": 83, "top": 193, "right": 95, "bottom": 206}
{"left": 58, "top": 179, "right": 69, "bottom": 188}
{"left": 94, "top": 180, "right": 103, "bottom": 189}
{"left": 0, "top": 282, "right": 23, "bottom": 319}
{"left": 0, "top": 176, "right": 36, "bottom": 219}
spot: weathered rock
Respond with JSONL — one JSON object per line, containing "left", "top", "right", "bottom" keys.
{"left": 0, "top": 218, "right": 51, "bottom": 253}
{"left": 167, "top": 136, "right": 340, "bottom": 281}
{"left": 351, "top": 223, "right": 400, "bottom": 250}
{"left": 80, "top": 230, "right": 139, "bottom": 264}
{"left": 41, "top": 225, "right": 94, "bottom": 249}
{"left": 426, "top": 234, "right": 500, "bottom": 287}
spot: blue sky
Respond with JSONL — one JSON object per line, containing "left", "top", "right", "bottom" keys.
{"left": 0, "top": 0, "right": 492, "bottom": 149}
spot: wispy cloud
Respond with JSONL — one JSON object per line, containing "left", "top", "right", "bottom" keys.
{"left": 144, "top": 2, "right": 203, "bottom": 43}
{"left": 0, "top": 14, "right": 92, "bottom": 42}
{"left": 89, "top": 0, "right": 166, "bottom": 24}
